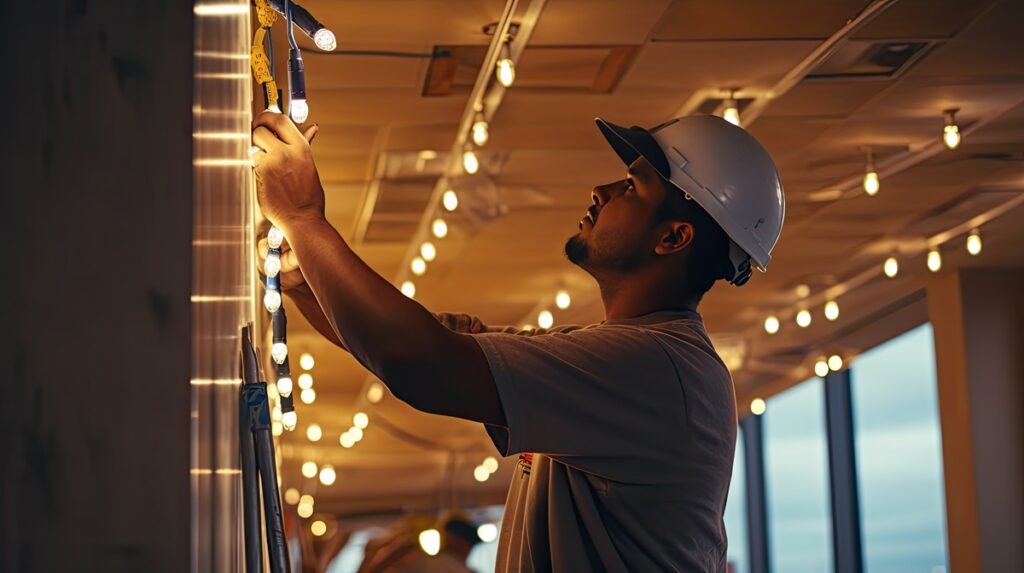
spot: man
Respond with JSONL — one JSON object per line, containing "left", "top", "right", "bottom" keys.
{"left": 251, "top": 114, "right": 785, "bottom": 572}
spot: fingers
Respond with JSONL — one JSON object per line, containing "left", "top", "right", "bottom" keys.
{"left": 257, "top": 236, "right": 299, "bottom": 273}
{"left": 252, "top": 126, "right": 283, "bottom": 154}
{"left": 302, "top": 124, "right": 319, "bottom": 144}
{"left": 253, "top": 109, "right": 306, "bottom": 146}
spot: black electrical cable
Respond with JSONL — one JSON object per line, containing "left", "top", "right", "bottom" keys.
{"left": 284, "top": 0, "right": 298, "bottom": 50}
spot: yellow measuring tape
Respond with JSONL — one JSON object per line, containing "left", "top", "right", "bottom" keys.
{"left": 251, "top": 0, "right": 280, "bottom": 109}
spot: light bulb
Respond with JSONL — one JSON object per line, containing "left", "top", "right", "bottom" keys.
{"left": 750, "top": 398, "right": 766, "bottom": 416}
{"left": 299, "top": 494, "right": 314, "bottom": 507}
{"left": 297, "top": 502, "right": 314, "bottom": 519}
{"left": 419, "top": 529, "right": 441, "bottom": 556}
{"left": 400, "top": 280, "right": 416, "bottom": 298}
{"left": 410, "top": 256, "right": 427, "bottom": 276}
{"left": 271, "top": 342, "right": 288, "bottom": 365}
{"left": 298, "top": 373, "right": 313, "bottom": 389}
{"left": 289, "top": 98, "right": 309, "bottom": 124}
{"left": 474, "top": 465, "right": 490, "bottom": 482}
{"left": 723, "top": 100, "right": 740, "bottom": 127}
{"left": 796, "top": 309, "right": 812, "bottom": 328}
{"left": 477, "top": 523, "right": 499, "bottom": 543}
{"left": 883, "top": 256, "right": 899, "bottom": 278}
{"left": 348, "top": 426, "right": 364, "bottom": 442}
{"left": 927, "top": 249, "right": 942, "bottom": 272}
{"left": 268, "top": 383, "right": 279, "bottom": 399}
{"left": 824, "top": 301, "right": 839, "bottom": 321}
{"left": 272, "top": 421, "right": 283, "bottom": 436}
{"left": 353, "top": 412, "right": 369, "bottom": 429}
{"left": 462, "top": 149, "right": 479, "bottom": 174}
{"left": 318, "top": 465, "right": 336, "bottom": 486}
{"left": 264, "top": 290, "right": 282, "bottom": 313}
{"left": 300, "top": 388, "right": 316, "bottom": 404}
{"left": 496, "top": 58, "right": 515, "bottom": 87}
{"left": 267, "top": 226, "right": 285, "bottom": 249}
{"left": 432, "top": 218, "right": 448, "bottom": 239}
{"left": 863, "top": 171, "right": 879, "bottom": 196}
{"left": 313, "top": 28, "right": 337, "bottom": 52}
{"left": 306, "top": 423, "right": 322, "bottom": 442}
{"left": 420, "top": 242, "right": 437, "bottom": 262}
{"left": 814, "top": 359, "right": 830, "bottom": 378}
{"left": 284, "top": 488, "right": 300, "bottom": 505}
{"left": 301, "top": 461, "right": 318, "bottom": 479}
{"left": 282, "top": 410, "right": 297, "bottom": 431}
{"left": 555, "top": 290, "right": 571, "bottom": 310}
{"left": 311, "top": 520, "right": 327, "bottom": 536}
{"left": 471, "top": 119, "right": 490, "bottom": 146}
{"left": 443, "top": 189, "right": 459, "bottom": 212}
{"left": 966, "top": 230, "right": 982, "bottom": 255}
{"left": 264, "top": 253, "right": 281, "bottom": 277}
{"left": 943, "top": 124, "right": 961, "bottom": 150}
{"left": 828, "top": 354, "right": 844, "bottom": 371}
{"left": 538, "top": 310, "right": 554, "bottom": 329}
{"left": 367, "top": 382, "right": 384, "bottom": 403}
{"left": 339, "top": 432, "right": 355, "bottom": 448}
{"left": 795, "top": 284, "right": 811, "bottom": 299}
{"left": 299, "top": 353, "right": 315, "bottom": 370}
{"left": 482, "top": 456, "right": 499, "bottom": 473}
{"left": 277, "top": 376, "right": 293, "bottom": 397}
{"left": 764, "top": 315, "right": 780, "bottom": 335}
{"left": 272, "top": 406, "right": 282, "bottom": 421}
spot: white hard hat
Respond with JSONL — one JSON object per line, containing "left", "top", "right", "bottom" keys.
{"left": 595, "top": 115, "right": 785, "bottom": 286}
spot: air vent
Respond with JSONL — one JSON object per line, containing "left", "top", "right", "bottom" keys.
{"left": 807, "top": 40, "right": 934, "bottom": 80}
{"left": 423, "top": 44, "right": 640, "bottom": 96}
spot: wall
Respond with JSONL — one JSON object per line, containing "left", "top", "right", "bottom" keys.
{"left": 0, "top": 1, "right": 193, "bottom": 571}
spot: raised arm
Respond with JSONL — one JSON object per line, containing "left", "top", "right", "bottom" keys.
{"left": 252, "top": 112, "right": 505, "bottom": 426}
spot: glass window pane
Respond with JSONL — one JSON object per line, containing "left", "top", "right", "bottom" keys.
{"left": 764, "top": 378, "right": 833, "bottom": 573}
{"left": 852, "top": 323, "right": 948, "bottom": 573}
{"left": 725, "top": 427, "right": 748, "bottom": 573}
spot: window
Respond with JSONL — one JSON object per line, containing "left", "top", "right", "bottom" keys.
{"left": 764, "top": 378, "right": 833, "bottom": 573}
{"left": 851, "top": 323, "right": 948, "bottom": 573}
{"left": 724, "top": 428, "right": 749, "bottom": 573}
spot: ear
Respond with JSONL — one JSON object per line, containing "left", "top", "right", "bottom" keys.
{"left": 654, "top": 221, "right": 694, "bottom": 256}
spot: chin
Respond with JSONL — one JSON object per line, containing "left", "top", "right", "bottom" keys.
{"left": 564, "top": 234, "right": 590, "bottom": 267}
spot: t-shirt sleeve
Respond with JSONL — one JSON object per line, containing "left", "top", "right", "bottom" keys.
{"left": 434, "top": 312, "right": 583, "bottom": 336}
{"left": 471, "top": 326, "right": 689, "bottom": 483}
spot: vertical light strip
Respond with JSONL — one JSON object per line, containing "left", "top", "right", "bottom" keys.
{"left": 191, "top": 1, "right": 252, "bottom": 571}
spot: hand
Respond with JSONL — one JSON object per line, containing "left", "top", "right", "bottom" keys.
{"left": 257, "top": 234, "right": 307, "bottom": 292}
{"left": 251, "top": 110, "right": 324, "bottom": 233}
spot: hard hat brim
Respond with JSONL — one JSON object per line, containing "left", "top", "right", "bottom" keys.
{"left": 594, "top": 118, "right": 671, "bottom": 180}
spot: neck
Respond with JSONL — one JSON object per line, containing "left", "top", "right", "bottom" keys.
{"left": 596, "top": 266, "right": 701, "bottom": 320}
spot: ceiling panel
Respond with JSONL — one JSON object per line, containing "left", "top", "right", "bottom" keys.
{"left": 651, "top": 0, "right": 864, "bottom": 41}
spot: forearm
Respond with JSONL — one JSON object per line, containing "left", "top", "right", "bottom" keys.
{"left": 286, "top": 284, "right": 347, "bottom": 349}
{"left": 279, "top": 215, "right": 481, "bottom": 411}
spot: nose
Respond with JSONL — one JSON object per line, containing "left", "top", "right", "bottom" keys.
{"left": 591, "top": 181, "right": 616, "bottom": 206}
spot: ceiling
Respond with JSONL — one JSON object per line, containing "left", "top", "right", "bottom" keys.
{"left": 261, "top": 0, "right": 1024, "bottom": 521}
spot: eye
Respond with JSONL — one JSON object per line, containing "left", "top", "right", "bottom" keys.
{"left": 626, "top": 178, "right": 636, "bottom": 191}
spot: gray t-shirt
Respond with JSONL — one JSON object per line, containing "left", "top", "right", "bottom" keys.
{"left": 436, "top": 310, "right": 737, "bottom": 572}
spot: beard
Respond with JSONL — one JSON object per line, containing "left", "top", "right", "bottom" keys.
{"left": 564, "top": 234, "right": 590, "bottom": 266}
{"left": 564, "top": 229, "right": 645, "bottom": 273}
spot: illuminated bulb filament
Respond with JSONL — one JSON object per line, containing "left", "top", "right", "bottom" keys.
{"left": 555, "top": 290, "right": 571, "bottom": 310}
{"left": 943, "top": 124, "right": 961, "bottom": 150}
{"left": 289, "top": 98, "right": 309, "bottom": 124}
{"left": 828, "top": 354, "right": 844, "bottom": 372}
{"left": 462, "top": 150, "right": 480, "bottom": 174}
{"left": 824, "top": 301, "right": 839, "bottom": 321}
{"left": 400, "top": 280, "right": 416, "bottom": 298}
{"left": 796, "top": 309, "right": 812, "bottom": 328}
{"left": 538, "top": 310, "right": 554, "bottom": 329}
{"left": 927, "top": 249, "right": 942, "bottom": 272}
{"left": 750, "top": 398, "right": 766, "bottom": 416}
{"left": 474, "top": 465, "right": 490, "bottom": 482}
{"left": 282, "top": 410, "right": 297, "bottom": 431}
{"left": 764, "top": 315, "right": 780, "bottom": 335}
{"left": 314, "top": 28, "right": 337, "bottom": 52}
{"left": 264, "top": 290, "right": 282, "bottom": 313}
{"left": 276, "top": 376, "right": 293, "bottom": 397}
{"left": 442, "top": 189, "right": 459, "bottom": 212}
{"left": 496, "top": 58, "right": 515, "bottom": 88}
{"left": 863, "top": 171, "right": 880, "bottom": 196}
{"left": 420, "top": 242, "right": 437, "bottom": 262}
{"left": 471, "top": 120, "right": 489, "bottom": 147}
{"left": 432, "top": 218, "right": 448, "bottom": 239}
{"left": 966, "top": 230, "right": 982, "bottom": 255}
{"left": 271, "top": 342, "right": 288, "bottom": 365}
{"left": 883, "top": 257, "right": 899, "bottom": 278}
{"left": 814, "top": 359, "right": 830, "bottom": 378}
{"left": 723, "top": 101, "right": 740, "bottom": 127}
{"left": 410, "top": 256, "right": 427, "bottom": 276}
{"left": 419, "top": 529, "right": 441, "bottom": 556}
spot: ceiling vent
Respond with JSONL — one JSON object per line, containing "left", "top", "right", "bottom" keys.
{"left": 423, "top": 44, "right": 640, "bottom": 96}
{"left": 807, "top": 40, "right": 934, "bottom": 80}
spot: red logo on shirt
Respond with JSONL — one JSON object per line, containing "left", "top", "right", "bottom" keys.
{"left": 518, "top": 453, "right": 534, "bottom": 476}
